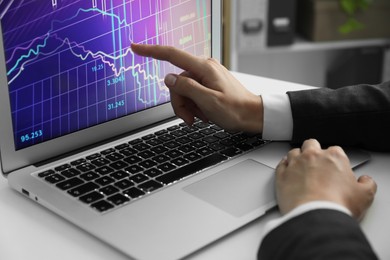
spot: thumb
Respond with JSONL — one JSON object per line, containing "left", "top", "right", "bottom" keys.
{"left": 357, "top": 175, "right": 377, "bottom": 200}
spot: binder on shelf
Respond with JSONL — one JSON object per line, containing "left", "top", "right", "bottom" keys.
{"left": 267, "top": 0, "right": 296, "bottom": 46}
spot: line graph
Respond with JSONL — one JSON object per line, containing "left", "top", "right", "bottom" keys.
{"left": 1, "top": 0, "right": 212, "bottom": 150}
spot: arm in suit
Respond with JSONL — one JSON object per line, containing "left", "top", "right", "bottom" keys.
{"left": 287, "top": 81, "right": 390, "bottom": 151}
{"left": 258, "top": 209, "right": 378, "bottom": 260}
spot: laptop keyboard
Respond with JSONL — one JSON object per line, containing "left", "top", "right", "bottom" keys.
{"left": 36, "top": 121, "right": 269, "bottom": 213}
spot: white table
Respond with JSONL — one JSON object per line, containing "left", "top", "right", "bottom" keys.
{"left": 1, "top": 72, "right": 389, "bottom": 259}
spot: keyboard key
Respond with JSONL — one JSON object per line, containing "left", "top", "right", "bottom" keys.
{"left": 60, "top": 168, "right": 81, "bottom": 178}
{"left": 123, "top": 155, "right": 142, "bottom": 164}
{"left": 190, "top": 140, "right": 207, "bottom": 148}
{"left": 196, "top": 147, "right": 214, "bottom": 156}
{"left": 129, "top": 174, "right": 149, "bottom": 184}
{"left": 142, "top": 134, "right": 155, "bottom": 140}
{"left": 106, "top": 152, "right": 124, "bottom": 162}
{"left": 114, "top": 179, "right": 134, "bottom": 189}
{"left": 165, "top": 149, "right": 183, "bottom": 159}
{"left": 231, "top": 134, "right": 247, "bottom": 143}
{"left": 125, "top": 165, "right": 144, "bottom": 174}
{"left": 101, "top": 148, "right": 115, "bottom": 155}
{"left": 129, "top": 138, "right": 142, "bottom": 145}
{"left": 178, "top": 145, "right": 193, "bottom": 153}
{"left": 170, "top": 129, "right": 187, "bottom": 137}
{"left": 157, "top": 163, "right": 177, "bottom": 172}
{"left": 45, "top": 174, "right": 65, "bottom": 184}
{"left": 107, "top": 193, "right": 130, "bottom": 206}
{"left": 165, "top": 141, "right": 180, "bottom": 149}
{"left": 109, "top": 160, "right": 129, "bottom": 170}
{"left": 115, "top": 143, "right": 129, "bottom": 150}
{"left": 150, "top": 145, "right": 168, "bottom": 154}
{"left": 95, "top": 165, "right": 114, "bottom": 175}
{"left": 211, "top": 125, "right": 223, "bottom": 131}
{"left": 139, "top": 180, "right": 163, "bottom": 193}
{"left": 182, "top": 126, "right": 197, "bottom": 133}
{"left": 146, "top": 138, "right": 163, "bottom": 146}
{"left": 188, "top": 132, "right": 204, "bottom": 140}
{"left": 152, "top": 154, "right": 170, "bottom": 164}
{"left": 214, "top": 132, "right": 230, "bottom": 139}
{"left": 220, "top": 138, "right": 235, "bottom": 147}
{"left": 194, "top": 122, "right": 210, "bottom": 129}
{"left": 110, "top": 170, "right": 130, "bottom": 180}
{"left": 38, "top": 169, "right": 55, "bottom": 178}
{"left": 86, "top": 153, "right": 101, "bottom": 160}
{"left": 70, "top": 158, "right": 86, "bottom": 166}
{"left": 156, "top": 153, "right": 227, "bottom": 185}
{"left": 119, "top": 147, "right": 137, "bottom": 157}
{"left": 91, "top": 200, "right": 114, "bottom": 212}
{"left": 144, "top": 168, "right": 163, "bottom": 178}
{"left": 203, "top": 136, "right": 219, "bottom": 143}
{"left": 183, "top": 152, "right": 201, "bottom": 162}
{"left": 55, "top": 164, "right": 71, "bottom": 172}
{"left": 138, "top": 150, "right": 156, "bottom": 159}
{"left": 79, "top": 191, "right": 104, "bottom": 204}
{"left": 158, "top": 134, "right": 174, "bottom": 142}
{"left": 123, "top": 187, "right": 145, "bottom": 199}
{"left": 167, "top": 125, "right": 180, "bottom": 131}
{"left": 221, "top": 147, "right": 242, "bottom": 157}
{"left": 91, "top": 157, "right": 110, "bottom": 167}
{"left": 235, "top": 143, "right": 253, "bottom": 152}
{"left": 209, "top": 143, "right": 226, "bottom": 151}
{"left": 56, "top": 177, "right": 84, "bottom": 190}
{"left": 139, "top": 159, "right": 157, "bottom": 169}
{"left": 76, "top": 163, "right": 96, "bottom": 172}
{"left": 171, "top": 157, "right": 189, "bottom": 167}
{"left": 68, "top": 182, "right": 99, "bottom": 197}
{"left": 154, "top": 129, "right": 168, "bottom": 136}
{"left": 176, "top": 137, "right": 192, "bottom": 144}
{"left": 200, "top": 128, "right": 216, "bottom": 135}
{"left": 95, "top": 176, "right": 115, "bottom": 186}
{"left": 79, "top": 171, "right": 100, "bottom": 181}
{"left": 100, "top": 185, "right": 120, "bottom": 196}
{"left": 133, "top": 143, "right": 151, "bottom": 152}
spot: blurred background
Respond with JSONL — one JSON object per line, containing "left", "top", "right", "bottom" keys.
{"left": 222, "top": 0, "right": 390, "bottom": 88}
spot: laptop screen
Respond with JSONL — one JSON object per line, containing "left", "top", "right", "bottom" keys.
{"left": 0, "top": 0, "right": 212, "bottom": 151}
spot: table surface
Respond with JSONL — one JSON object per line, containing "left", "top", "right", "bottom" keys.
{"left": 1, "top": 72, "right": 389, "bottom": 260}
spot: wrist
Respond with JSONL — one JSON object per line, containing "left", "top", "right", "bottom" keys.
{"left": 241, "top": 94, "right": 263, "bottom": 133}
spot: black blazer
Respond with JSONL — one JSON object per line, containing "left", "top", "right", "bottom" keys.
{"left": 287, "top": 81, "right": 390, "bottom": 151}
{"left": 258, "top": 209, "right": 378, "bottom": 260}
{"left": 258, "top": 82, "right": 389, "bottom": 259}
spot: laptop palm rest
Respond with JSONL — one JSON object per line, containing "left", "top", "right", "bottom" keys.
{"left": 184, "top": 159, "right": 275, "bottom": 218}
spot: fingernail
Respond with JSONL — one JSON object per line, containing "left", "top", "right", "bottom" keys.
{"left": 165, "top": 74, "right": 177, "bottom": 87}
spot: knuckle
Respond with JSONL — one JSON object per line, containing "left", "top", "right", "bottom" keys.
{"left": 328, "top": 146, "right": 347, "bottom": 158}
{"left": 302, "top": 148, "right": 320, "bottom": 159}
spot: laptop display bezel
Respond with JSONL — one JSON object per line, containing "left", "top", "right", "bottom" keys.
{"left": 0, "top": 0, "right": 222, "bottom": 175}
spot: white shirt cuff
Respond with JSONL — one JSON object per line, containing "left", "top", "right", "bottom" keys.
{"left": 262, "top": 94, "right": 293, "bottom": 141}
{"left": 262, "top": 201, "right": 352, "bottom": 240}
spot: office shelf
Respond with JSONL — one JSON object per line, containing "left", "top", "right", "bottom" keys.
{"left": 239, "top": 37, "right": 390, "bottom": 54}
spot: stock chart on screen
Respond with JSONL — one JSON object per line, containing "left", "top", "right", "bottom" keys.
{"left": 0, "top": 0, "right": 211, "bottom": 150}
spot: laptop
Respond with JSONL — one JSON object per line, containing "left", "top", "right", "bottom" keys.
{"left": 0, "top": 1, "right": 370, "bottom": 260}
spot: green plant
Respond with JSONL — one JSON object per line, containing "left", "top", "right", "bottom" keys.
{"left": 338, "top": 0, "right": 373, "bottom": 34}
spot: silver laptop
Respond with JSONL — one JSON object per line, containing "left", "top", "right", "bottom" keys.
{"left": 0, "top": 1, "right": 370, "bottom": 260}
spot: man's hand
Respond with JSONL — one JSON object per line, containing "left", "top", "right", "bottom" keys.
{"left": 131, "top": 43, "right": 263, "bottom": 133}
{"left": 276, "top": 139, "right": 377, "bottom": 221}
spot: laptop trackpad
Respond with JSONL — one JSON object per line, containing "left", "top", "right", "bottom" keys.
{"left": 184, "top": 159, "right": 275, "bottom": 218}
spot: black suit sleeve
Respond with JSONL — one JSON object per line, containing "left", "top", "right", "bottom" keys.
{"left": 287, "top": 81, "right": 390, "bottom": 151}
{"left": 258, "top": 209, "right": 378, "bottom": 260}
